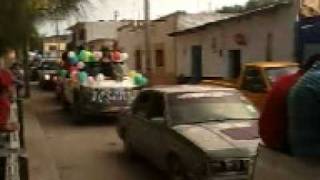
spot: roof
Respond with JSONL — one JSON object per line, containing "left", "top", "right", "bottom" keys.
{"left": 245, "top": 61, "right": 299, "bottom": 68}
{"left": 117, "top": 12, "right": 234, "bottom": 33}
{"left": 176, "top": 12, "right": 237, "bottom": 32}
{"left": 169, "top": 2, "right": 291, "bottom": 37}
{"left": 145, "top": 85, "right": 236, "bottom": 94}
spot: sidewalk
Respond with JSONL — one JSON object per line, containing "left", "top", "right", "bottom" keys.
{"left": 23, "top": 100, "right": 60, "bottom": 180}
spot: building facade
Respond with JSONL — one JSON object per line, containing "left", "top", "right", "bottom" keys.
{"left": 68, "top": 21, "right": 129, "bottom": 49}
{"left": 43, "top": 35, "right": 70, "bottom": 60}
{"left": 118, "top": 12, "right": 233, "bottom": 84}
{"left": 171, "top": 2, "right": 298, "bottom": 79}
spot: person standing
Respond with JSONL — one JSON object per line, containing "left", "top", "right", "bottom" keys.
{"left": 259, "top": 55, "right": 320, "bottom": 152}
{"left": 288, "top": 55, "right": 320, "bottom": 156}
{"left": 0, "top": 48, "right": 18, "bottom": 132}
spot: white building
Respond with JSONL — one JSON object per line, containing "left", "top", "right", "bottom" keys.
{"left": 42, "top": 35, "right": 71, "bottom": 60}
{"left": 118, "top": 12, "right": 233, "bottom": 84}
{"left": 170, "top": 2, "right": 298, "bottom": 79}
{"left": 68, "top": 20, "right": 129, "bottom": 49}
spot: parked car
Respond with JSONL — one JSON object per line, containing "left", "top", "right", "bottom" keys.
{"left": 202, "top": 61, "right": 299, "bottom": 110}
{"left": 38, "top": 61, "right": 60, "bottom": 90}
{"left": 117, "top": 85, "right": 260, "bottom": 180}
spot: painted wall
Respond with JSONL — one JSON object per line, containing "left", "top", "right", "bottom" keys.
{"left": 176, "top": 4, "right": 297, "bottom": 78}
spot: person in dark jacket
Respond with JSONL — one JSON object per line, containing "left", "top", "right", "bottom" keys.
{"left": 259, "top": 55, "right": 320, "bottom": 152}
{"left": 288, "top": 55, "right": 320, "bottom": 156}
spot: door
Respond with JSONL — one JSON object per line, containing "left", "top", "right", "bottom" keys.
{"left": 135, "top": 50, "right": 142, "bottom": 72}
{"left": 228, "top": 50, "right": 241, "bottom": 79}
{"left": 191, "top": 46, "right": 202, "bottom": 83}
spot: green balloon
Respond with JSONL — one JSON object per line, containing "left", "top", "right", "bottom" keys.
{"left": 78, "top": 50, "right": 87, "bottom": 62}
{"left": 58, "top": 69, "right": 68, "bottom": 78}
{"left": 78, "top": 71, "right": 88, "bottom": 84}
{"left": 134, "top": 74, "right": 148, "bottom": 86}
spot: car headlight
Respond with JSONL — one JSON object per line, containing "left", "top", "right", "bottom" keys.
{"left": 44, "top": 74, "right": 50, "bottom": 80}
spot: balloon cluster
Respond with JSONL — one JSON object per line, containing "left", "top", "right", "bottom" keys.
{"left": 128, "top": 70, "right": 148, "bottom": 86}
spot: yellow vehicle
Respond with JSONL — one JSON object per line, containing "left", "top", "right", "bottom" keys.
{"left": 238, "top": 61, "right": 298, "bottom": 110}
{"left": 202, "top": 61, "right": 299, "bottom": 110}
{"left": 238, "top": 61, "right": 299, "bottom": 92}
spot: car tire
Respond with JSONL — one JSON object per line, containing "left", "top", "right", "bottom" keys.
{"left": 168, "top": 156, "right": 190, "bottom": 180}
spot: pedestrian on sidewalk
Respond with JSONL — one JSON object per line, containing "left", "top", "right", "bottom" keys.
{"left": 0, "top": 48, "right": 19, "bottom": 132}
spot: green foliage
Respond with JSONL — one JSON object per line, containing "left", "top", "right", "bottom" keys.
{"left": 0, "top": 0, "right": 87, "bottom": 55}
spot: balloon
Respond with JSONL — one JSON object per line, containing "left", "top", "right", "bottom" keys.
{"left": 96, "top": 73, "right": 105, "bottom": 81}
{"left": 78, "top": 71, "right": 88, "bottom": 84}
{"left": 111, "top": 51, "right": 121, "bottom": 62}
{"left": 77, "top": 62, "right": 86, "bottom": 70}
{"left": 134, "top": 74, "right": 148, "bottom": 86}
{"left": 93, "top": 51, "right": 103, "bottom": 60}
{"left": 128, "top": 70, "right": 137, "bottom": 78}
{"left": 120, "top": 53, "right": 129, "bottom": 61}
{"left": 68, "top": 56, "right": 78, "bottom": 65}
{"left": 78, "top": 50, "right": 87, "bottom": 62}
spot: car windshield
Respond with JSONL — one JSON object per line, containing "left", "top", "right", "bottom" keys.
{"left": 167, "top": 91, "right": 259, "bottom": 125}
{"left": 265, "top": 66, "right": 298, "bottom": 84}
{"left": 41, "top": 62, "right": 59, "bottom": 70}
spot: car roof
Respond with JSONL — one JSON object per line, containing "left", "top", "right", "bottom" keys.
{"left": 245, "top": 61, "right": 298, "bottom": 68}
{"left": 144, "top": 85, "right": 237, "bottom": 94}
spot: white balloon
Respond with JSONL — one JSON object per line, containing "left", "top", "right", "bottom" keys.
{"left": 77, "top": 61, "right": 85, "bottom": 69}
{"left": 120, "top": 53, "right": 129, "bottom": 61}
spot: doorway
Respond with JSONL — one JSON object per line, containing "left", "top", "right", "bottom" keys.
{"left": 228, "top": 50, "right": 241, "bottom": 79}
{"left": 135, "top": 50, "right": 142, "bottom": 72}
{"left": 191, "top": 46, "right": 202, "bottom": 83}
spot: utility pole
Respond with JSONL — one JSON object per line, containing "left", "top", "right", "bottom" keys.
{"left": 144, "top": 0, "right": 152, "bottom": 76}
{"left": 114, "top": 10, "right": 120, "bottom": 21}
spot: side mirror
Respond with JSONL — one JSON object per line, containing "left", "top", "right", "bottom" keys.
{"left": 151, "top": 117, "right": 165, "bottom": 125}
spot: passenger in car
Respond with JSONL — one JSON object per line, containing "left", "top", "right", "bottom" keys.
{"left": 288, "top": 55, "right": 320, "bottom": 156}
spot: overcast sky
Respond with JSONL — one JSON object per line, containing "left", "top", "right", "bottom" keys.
{"left": 38, "top": 0, "right": 248, "bottom": 36}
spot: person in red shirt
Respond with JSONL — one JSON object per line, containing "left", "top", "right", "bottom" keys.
{"left": 259, "top": 55, "right": 320, "bottom": 151}
{"left": 0, "top": 49, "right": 19, "bottom": 132}
{"left": 0, "top": 68, "right": 18, "bottom": 132}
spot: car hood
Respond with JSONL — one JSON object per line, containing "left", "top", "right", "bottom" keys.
{"left": 172, "top": 121, "right": 260, "bottom": 159}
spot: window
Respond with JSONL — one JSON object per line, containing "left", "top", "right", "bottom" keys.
{"left": 132, "top": 91, "right": 152, "bottom": 115}
{"left": 135, "top": 50, "right": 142, "bottom": 71}
{"left": 241, "top": 68, "right": 266, "bottom": 92}
{"left": 79, "top": 28, "right": 86, "bottom": 40}
{"left": 148, "top": 93, "right": 165, "bottom": 118}
{"left": 155, "top": 50, "right": 164, "bottom": 67}
{"left": 49, "top": 45, "right": 57, "bottom": 51}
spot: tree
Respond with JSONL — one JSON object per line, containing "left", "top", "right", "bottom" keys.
{"left": 0, "top": 0, "right": 88, "bottom": 55}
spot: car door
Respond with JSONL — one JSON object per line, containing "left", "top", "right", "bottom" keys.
{"left": 127, "top": 91, "right": 153, "bottom": 154}
{"left": 142, "top": 92, "right": 167, "bottom": 166}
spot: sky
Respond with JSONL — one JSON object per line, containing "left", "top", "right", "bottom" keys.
{"left": 38, "top": 0, "right": 248, "bottom": 36}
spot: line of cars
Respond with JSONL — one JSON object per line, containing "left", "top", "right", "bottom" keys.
{"left": 38, "top": 60, "right": 300, "bottom": 180}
